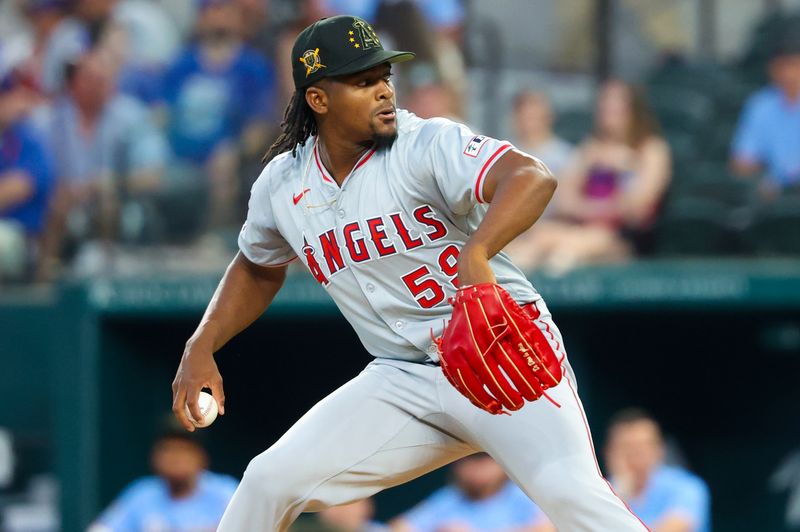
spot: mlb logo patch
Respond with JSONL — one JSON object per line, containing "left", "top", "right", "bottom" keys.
{"left": 463, "top": 135, "right": 488, "bottom": 158}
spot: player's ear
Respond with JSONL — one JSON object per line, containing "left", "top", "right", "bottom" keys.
{"left": 305, "top": 85, "right": 328, "bottom": 115}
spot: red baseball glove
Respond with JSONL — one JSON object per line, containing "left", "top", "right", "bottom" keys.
{"left": 434, "top": 283, "right": 563, "bottom": 415}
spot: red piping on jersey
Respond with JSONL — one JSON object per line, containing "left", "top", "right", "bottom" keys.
{"left": 313, "top": 145, "right": 335, "bottom": 183}
{"left": 354, "top": 147, "right": 377, "bottom": 171}
{"left": 264, "top": 256, "right": 298, "bottom": 268}
{"left": 532, "top": 301, "right": 565, "bottom": 361}
{"left": 314, "top": 145, "right": 377, "bottom": 185}
{"left": 532, "top": 301, "right": 567, "bottom": 360}
{"left": 562, "top": 369, "right": 651, "bottom": 531}
{"left": 474, "top": 143, "right": 513, "bottom": 204}
{"left": 529, "top": 301, "right": 647, "bottom": 528}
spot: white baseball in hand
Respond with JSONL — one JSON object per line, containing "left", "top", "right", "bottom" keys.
{"left": 186, "top": 391, "right": 218, "bottom": 428}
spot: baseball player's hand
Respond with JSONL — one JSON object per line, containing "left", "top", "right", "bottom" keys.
{"left": 456, "top": 244, "right": 496, "bottom": 286}
{"left": 435, "top": 283, "right": 563, "bottom": 415}
{"left": 172, "top": 339, "right": 226, "bottom": 431}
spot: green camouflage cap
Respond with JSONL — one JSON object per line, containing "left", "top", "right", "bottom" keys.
{"left": 292, "top": 15, "right": 415, "bottom": 89}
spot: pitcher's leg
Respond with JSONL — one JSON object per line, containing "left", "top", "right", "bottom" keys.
{"left": 440, "top": 360, "right": 648, "bottom": 531}
{"left": 218, "top": 361, "right": 474, "bottom": 532}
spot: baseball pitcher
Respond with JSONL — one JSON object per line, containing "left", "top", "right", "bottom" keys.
{"left": 172, "top": 15, "right": 648, "bottom": 532}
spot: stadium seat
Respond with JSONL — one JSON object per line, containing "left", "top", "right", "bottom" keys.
{"left": 749, "top": 197, "right": 800, "bottom": 255}
{"left": 737, "top": 12, "right": 800, "bottom": 86}
{"left": 701, "top": 119, "right": 739, "bottom": 161}
{"left": 649, "top": 86, "right": 715, "bottom": 135}
{"left": 155, "top": 186, "right": 209, "bottom": 244}
{"left": 713, "top": 81, "right": 753, "bottom": 118}
{"left": 554, "top": 109, "right": 593, "bottom": 144}
{"left": 656, "top": 196, "right": 737, "bottom": 255}
{"left": 663, "top": 129, "right": 698, "bottom": 166}
{"left": 673, "top": 162, "right": 758, "bottom": 208}
{"left": 647, "top": 59, "right": 730, "bottom": 93}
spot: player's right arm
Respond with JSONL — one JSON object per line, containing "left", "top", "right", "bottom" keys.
{"left": 172, "top": 252, "right": 288, "bottom": 431}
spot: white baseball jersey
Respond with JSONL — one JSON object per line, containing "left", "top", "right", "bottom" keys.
{"left": 226, "top": 110, "right": 648, "bottom": 532}
{"left": 238, "top": 109, "right": 543, "bottom": 361}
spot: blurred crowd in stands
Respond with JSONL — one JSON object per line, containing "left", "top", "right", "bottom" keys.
{"left": 0, "top": 409, "right": 713, "bottom": 530}
{"left": 62, "top": 408, "right": 704, "bottom": 531}
{"left": 0, "top": 0, "right": 799, "bottom": 286}
{"left": 0, "top": 408, "right": 709, "bottom": 531}
{"left": 2, "top": 3, "right": 797, "bottom": 529}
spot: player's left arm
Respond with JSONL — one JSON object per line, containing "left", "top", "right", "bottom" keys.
{"left": 458, "top": 150, "right": 557, "bottom": 285}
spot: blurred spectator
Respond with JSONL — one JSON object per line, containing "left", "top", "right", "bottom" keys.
{"left": 2, "top": 0, "right": 131, "bottom": 95}
{"left": 0, "top": 1, "right": 27, "bottom": 43}
{"left": 511, "top": 90, "right": 574, "bottom": 177}
{"left": 1, "top": 474, "right": 60, "bottom": 532}
{"left": 503, "top": 90, "right": 573, "bottom": 267}
{"left": 731, "top": 33, "right": 800, "bottom": 196}
{"left": 151, "top": 0, "right": 197, "bottom": 41}
{"left": 284, "top": 2, "right": 461, "bottom": 112}
{"left": 605, "top": 408, "right": 710, "bottom": 532}
{"left": 160, "top": 0, "right": 276, "bottom": 227}
{"left": 0, "top": 72, "right": 53, "bottom": 282}
{"left": 114, "top": 0, "right": 181, "bottom": 67}
{"left": 275, "top": 2, "right": 458, "bottom": 111}
{"left": 275, "top": 0, "right": 333, "bottom": 107}
{"left": 558, "top": 80, "right": 671, "bottom": 251}
{"left": 325, "top": 0, "right": 464, "bottom": 37}
{"left": 405, "top": 81, "right": 460, "bottom": 119}
{"left": 390, "top": 453, "right": 553, "bottom": 532}
{"left": 88, "top": 428, "right": 238, "bottom": 531}
{"left": 113, "top": 0, "right": 182, "bottom": 103}
{"left": 510, "top": 80, "right": 671, "bottom": 272}
{"left": 308, "top": 499, "right": 388, "bottom": 532}
{"left": 34, "top": 52, "right": 167, "bottom": 277}
{"left": 229, "top": 0, "right": 277, "bottom": 190}
{"left": 73, "top": 0, "right": 120, "bottom": 45}
{"left": 2, "top": 0, "right": 88, "bottom": 96}
{"left": 234, "top": 0, "right": 272, "bottom": 55}
{"left": 372, "top": 1, "right": 451, "bottom": 105}
{"left": 611, "top": 1, "right": 692, "bottom": 82}
{"left": 67, "top": 0, "right": 128, "bottom": 87}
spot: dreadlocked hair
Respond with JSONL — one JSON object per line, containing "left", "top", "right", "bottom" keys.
{"left": 263, "top": 89, "right": 317, "bottom": 163}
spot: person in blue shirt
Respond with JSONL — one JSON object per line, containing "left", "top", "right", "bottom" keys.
{"left": 32, "top": 51, "right": 168, "bottom": 277}
{"left": 324, "top": 0, "right": 464, "bottom": 33}
{"left": 310, "top": 498, "right": 388, "bottom": 532}
{"left": 89, "top": 428, "right": 238, "bottom": 532}
{"left": 0, "top": 71, "right": 54, "bottom": 281}
{"left": 604, "top": 409, "right": 711, "bottom": 532}
{"left": 160, "top": 0, "right": 276, "bottom": 227}
{"left": 390, "top": 453, "right": 553, "bottom": 532}
{"left": 732, "top": 33, "right": 800, "bottom": 194}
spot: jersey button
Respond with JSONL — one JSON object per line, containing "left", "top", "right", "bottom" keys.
{"left": 395, "top": 320, "right": 405, "bottom": 330}
{"left": 366, "top": 283, "right": 375, "bottom": 293}
{"left": 337, "top": 209, "right": 346, "bottom": 218}
{"left": 426, "top": 344, "right": 438, "bottom": 355}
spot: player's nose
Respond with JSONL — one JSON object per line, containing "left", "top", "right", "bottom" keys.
{"left": 376, "top": 78, "right": 394, "bottom": 101}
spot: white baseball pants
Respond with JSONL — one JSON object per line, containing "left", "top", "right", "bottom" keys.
{"left": 218, "top": 306, "right": 648, "bottom": 531}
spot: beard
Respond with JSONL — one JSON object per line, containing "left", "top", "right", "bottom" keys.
{"left": 372, "top": 117, "right": 398, "bottom": 151}
{"left": 371, "top": 130, "right": 398, "bottom": 151}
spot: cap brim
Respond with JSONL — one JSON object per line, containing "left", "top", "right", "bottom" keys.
{"left": 326, "top": 50, "right": 415, "bottom": 79}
